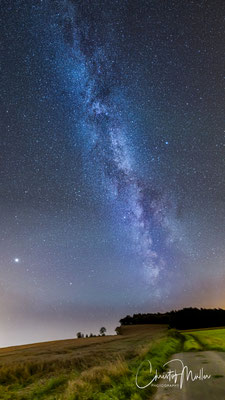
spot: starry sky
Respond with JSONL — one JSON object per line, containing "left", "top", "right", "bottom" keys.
{"left": 1, "top": 0, "right": 225, "bottom": 347}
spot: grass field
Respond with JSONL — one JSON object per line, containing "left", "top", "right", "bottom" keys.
{"left": 0, "top": 324, "right": 182, "bottom": 400}
{"left": 1, "top": 325, "right": 225, "bottom": 399}
{"left": 182, "top": 327, "right": 225, "bottom": 352}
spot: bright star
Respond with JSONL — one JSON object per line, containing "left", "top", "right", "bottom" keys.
{"left": 14, "top": 258, "right": 20, "bottom": 263}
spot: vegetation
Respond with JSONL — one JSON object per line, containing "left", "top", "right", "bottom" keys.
{"left": 120, "top": 307, "right": 225, "bottom": 330}
{"left": 182, "top": 334, "right": 202, "bottom": 351}
{"left": 76, "top": 332, "right": 84, "bottom": 339}
{"left": 115, "top": 327, "right": 121, "bottom": 335}
{"left": 99, "top": 327, "right": 106, "bottom": 336}
{"left": 0, "top": 325, "right": 168, "bottom": 399}
{"left": 186, "top": 328, "right": 225, "bottom": 351}
{"left": 76, "top": 328, "right": 107, "bottom": 339}
{"left": 61, "top": 333, "right": 182, "bottom": 400}
{"left": 1, "top": 325, "right": 225, "bottom": 399}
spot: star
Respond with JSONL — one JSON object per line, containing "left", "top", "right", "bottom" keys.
{"left": 14, "top": 258, "right": 20, "bottom": 263}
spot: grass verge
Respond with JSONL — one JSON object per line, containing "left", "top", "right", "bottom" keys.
{"left": 60, "top": 332, "right": 183, "bottom": 400}
{"left": 182, "top": 334, "right": 202, "bottom": 351}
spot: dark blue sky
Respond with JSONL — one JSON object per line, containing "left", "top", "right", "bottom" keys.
{"left": 1, "top": 0, "right": 225, "bottom": 346}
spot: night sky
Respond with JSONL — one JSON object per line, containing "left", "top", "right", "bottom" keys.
{"left": 1, "top": 0, "right": 225, "bottom": 347}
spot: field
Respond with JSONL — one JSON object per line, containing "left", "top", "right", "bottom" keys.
{"left": 0, "top": 324, "right": 182, "bottom": 400}
{"left": 182, "top": 327, "right": 225, "bottom": 351}
{"left": 1, "top": 325, "right": 225, "bottom": 400}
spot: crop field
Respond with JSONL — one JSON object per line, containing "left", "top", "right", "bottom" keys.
{"left": 1, "top": 325, "right": 224, "bottom": 399}
{"left": 0, "top": 324, "right": 180, "bottom": 400}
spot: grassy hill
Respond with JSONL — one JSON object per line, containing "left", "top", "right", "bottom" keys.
{"left": 2, "top": 325, "right": 224, "bottom": 399}
{"left": 0, "top": 324, "right": 170, "bottom": 400}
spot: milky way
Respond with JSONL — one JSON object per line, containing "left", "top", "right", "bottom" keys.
{"left": 54, "top": 1, "right": 172, "bottom": 281}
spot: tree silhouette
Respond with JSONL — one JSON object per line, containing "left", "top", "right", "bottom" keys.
{"left": 119, "top": 308, "right": 225, "bottom": 330}
{"left": 100, "top": 327, "right": 106, "bottom": 336}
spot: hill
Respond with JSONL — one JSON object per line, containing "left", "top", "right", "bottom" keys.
{"left": 0, "top": 324, "right": 168, "bottom": 399}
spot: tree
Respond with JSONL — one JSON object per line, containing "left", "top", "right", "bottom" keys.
{"left": 100, "top": 327, "right": 106, "bottom": 336}
{"left": 115, "top": 326, "right": 121, "bottom": 335}
{"left": 76, "top": 332, "right": 82, "bottom": 338}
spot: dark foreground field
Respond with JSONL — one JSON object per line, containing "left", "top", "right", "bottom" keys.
{"left": 1, "top": 325, "right": 225, "bottom": 399}
{"left": 0, "top": 324, "right": 171, "bottom": 399}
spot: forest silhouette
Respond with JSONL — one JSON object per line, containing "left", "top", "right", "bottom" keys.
{"left": 119, "top": 308, "right": 225, "bottom": 330}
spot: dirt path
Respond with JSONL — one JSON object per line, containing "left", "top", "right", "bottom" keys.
{"left": 152, "top": 351, "right": 225, "bottom": 400}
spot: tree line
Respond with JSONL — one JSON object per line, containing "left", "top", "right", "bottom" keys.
{"left": 76, "top": 327, "right": 106, "bottom": 338}
{"left": 119, "top": 308, "right": 225, "bottom": 330}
